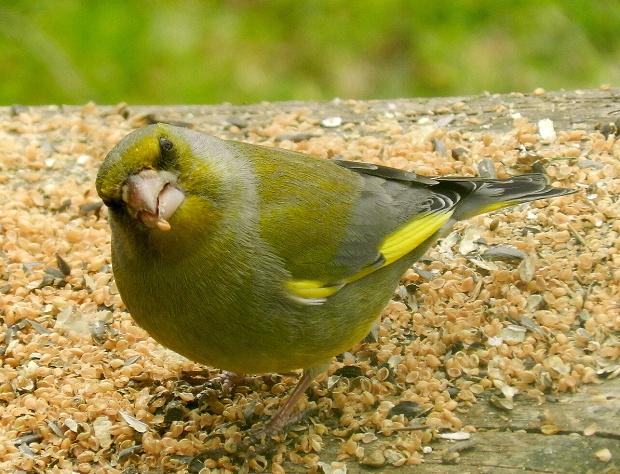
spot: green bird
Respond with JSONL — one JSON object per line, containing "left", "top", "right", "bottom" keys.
{"left": 96, "top": 123, "right": 574, "bottom": 433}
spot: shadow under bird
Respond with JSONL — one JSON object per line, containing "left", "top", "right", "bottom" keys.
{"left": 96, "top": 123, "right": 575, "bottom": 436}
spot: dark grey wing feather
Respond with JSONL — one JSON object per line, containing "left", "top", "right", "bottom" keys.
{"left": 334, "top": 159, "right": 438, "bottom": 185}
{"left": 329, "top": 171, "right": 446, "bottom": 276}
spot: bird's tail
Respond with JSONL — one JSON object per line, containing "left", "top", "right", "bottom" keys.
{"left": 436, "top": 174, "right": 576, "bottom": 222}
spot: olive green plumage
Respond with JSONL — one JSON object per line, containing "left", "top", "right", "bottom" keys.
{"left": 96, "top": 123, "right": 573, "bottom": 378}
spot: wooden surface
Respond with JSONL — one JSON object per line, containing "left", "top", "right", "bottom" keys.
{"left": 401, "top": 376, "right": 620, "bottom": 473}
{"left": 3, "top": 89, "right": 619, "bottom": 473}
{"left": 19, "top": 87, "right": 620, "bottom": 134}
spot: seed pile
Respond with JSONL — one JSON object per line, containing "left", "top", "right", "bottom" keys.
{"left": 0, "top": 102, "right": 618, "bottom": 472}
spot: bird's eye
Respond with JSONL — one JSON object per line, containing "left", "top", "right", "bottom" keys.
{"left": 158, "top": 137, "right": 174, "bottom": 151}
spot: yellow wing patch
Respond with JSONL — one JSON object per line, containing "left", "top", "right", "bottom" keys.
{"left": 285, "top": 279, "right": 344, "bottom": 300}
{"left": 379, "top": 211, "right": 453, "bottom": 266}
{"left": 285, "top": 210, "right": 454, "bottom": 302}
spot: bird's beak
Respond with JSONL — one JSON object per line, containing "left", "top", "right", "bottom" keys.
{"left": 122, "top": 169, "right": 185, "bottom": 231}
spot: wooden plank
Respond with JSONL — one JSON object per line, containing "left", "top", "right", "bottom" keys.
{"left": 1, "top": 90, "right": 618, "bottom": 473}
{"left": 3, "top": 88, "right": 619, "bottom": 134}
{"left": 459, "top": 377, "right": 620, "bottom": 435}
{"left": 415, "top": 431, "right": 619, "bottom": 473}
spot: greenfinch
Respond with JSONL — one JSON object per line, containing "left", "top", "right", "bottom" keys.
{"left": 96, "top": 123, "right": 574, "bottom": 433}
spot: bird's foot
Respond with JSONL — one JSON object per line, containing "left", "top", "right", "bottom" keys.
{"left": 186, "top": 408, "right": 317, "bottom": 472}
{"left": 205, "top": 371, "right": 250, "bottom": 394}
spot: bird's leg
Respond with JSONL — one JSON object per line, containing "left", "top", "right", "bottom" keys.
{"left": 188, "top": 365, "right": 328, "bottom": 470}
{"left": 248, "top": 363, "right": 328, "bottom": 441}
{"left": 261, "top": 368, "right": 317, "bottom": 436}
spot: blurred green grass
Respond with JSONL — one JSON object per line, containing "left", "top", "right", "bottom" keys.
{"left": 1, "top": 0, "right": 618, "bottom": 105}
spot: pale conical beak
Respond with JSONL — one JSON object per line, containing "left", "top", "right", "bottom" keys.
{"left": 122, "top": 169, "right": 185, "bottom": 231}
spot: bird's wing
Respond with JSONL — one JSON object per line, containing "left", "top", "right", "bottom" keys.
{"left": 248, "top": 147, "right": 457, "bottom": 304}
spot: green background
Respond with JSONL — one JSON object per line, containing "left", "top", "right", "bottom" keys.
{"left": 1, "top": 0, "right": 618, "bottom": 105}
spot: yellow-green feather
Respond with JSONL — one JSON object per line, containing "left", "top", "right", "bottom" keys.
{"left": 236, "top": 142, "right": 363, "bottom": 282}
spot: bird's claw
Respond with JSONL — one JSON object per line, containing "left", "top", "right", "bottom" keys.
{"left": 186, "top": 407, "right": 318, "bottom": 471}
